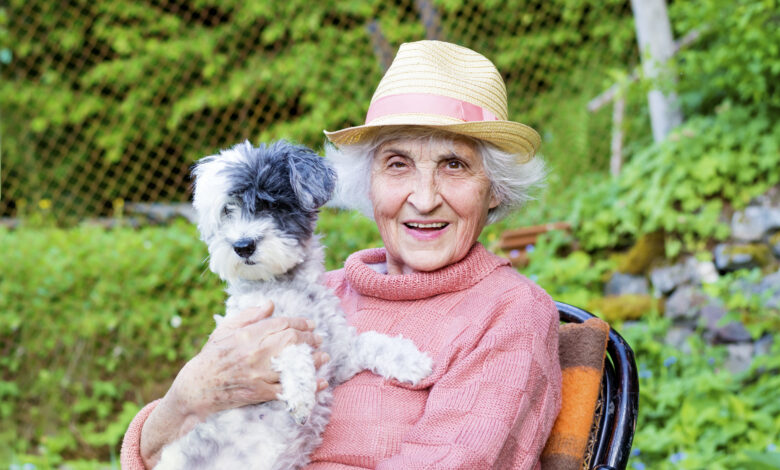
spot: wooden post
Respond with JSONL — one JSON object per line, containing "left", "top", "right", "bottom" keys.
{"left": 414, "top": 0, "right": 443, "bottom": 40}
{"left": 366, "top": 21, "right": 395, "bottom": 73}
{"left": 611, "top": 95, "right": 625, "bottom": 177}
{"left": 630, "top": 0, "right": 683, "bottom": 142}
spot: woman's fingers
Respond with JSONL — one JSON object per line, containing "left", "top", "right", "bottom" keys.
{"left": 316, "top": 379, "right": 329, "bottom": 392}
{"left": 246, "top": 315, "right": 315, "bottom": 337}
{"left": 227, "top": 301, "right": 276, "bottom": 329}
{"left": 313, "top": 352, "right": 330, "bottom": 369}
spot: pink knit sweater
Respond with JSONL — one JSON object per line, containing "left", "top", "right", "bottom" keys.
{"left": 121, "top": 243, "right": 562, "bottom": 469}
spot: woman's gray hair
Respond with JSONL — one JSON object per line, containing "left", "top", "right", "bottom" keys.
{"left": 324, "top": 126, "right": 546, "bottom": 225}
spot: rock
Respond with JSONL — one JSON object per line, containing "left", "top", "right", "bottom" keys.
{"left": 605, "top": 273, "right": 649, "bottom": 296}
{"left": 0, "top": 218, "right": 21, "bottom": 229}
{"left": 754, "top": 335, "right": 774, "bottom": 357}
{"left": 725, "top": 344, "right": 754, "bottom": 374}
{"left": 650, "top": 257, "right": 702, "bottom": 295}
{"left": 715, "top": 321, "right": 753, "bottom": 343}
{"left": 587, "top": 294, "right": 659, "bottom": 322}
{"left": 664, "top": 286, "right": 710, "bottom": 321}
{"left": 750, "top": 185, "right": 780, "bottom": 208}
{"left": 732, "top": 207, "right": 772, "bottom": 241}
{"left": 758, "top": 270, "right": 780, "bottom": 309}
{"left": 126, "top": 202, "right": 197, "bottom": 224}
{"left": 695, "top": 260, "right": 720, "bottom": 284}
{"left": 733, "top": 269, "right": 780, "bottom": 309}
{"left": 700, "top": 302, "right": 752, "bottom": 344}
{"left": 714, "top": 243, "right": 772, "bottom": 272}
{"left": 664, "top": 326, "right": 695, "bottom": 352}
{"left": 616, "top": 231, "right": 665, "bottom": 275}
{"left": 771, "top": 232, "right": 780, "bottom": 259}
{"left": 651, "top": 263, "right": 688, "bottom": 295}
{"left": 81, "top": 217, "right": 142, "bottom": 229}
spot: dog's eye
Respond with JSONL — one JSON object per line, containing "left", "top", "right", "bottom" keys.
{"left": 222, "top": 205, "right": 235, "bottom": 217}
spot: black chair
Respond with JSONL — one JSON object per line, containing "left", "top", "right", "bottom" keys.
{"left": 556, "top": 302, "right": 639, "bottom": 470}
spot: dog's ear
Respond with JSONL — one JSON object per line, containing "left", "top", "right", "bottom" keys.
{"left": 284, "top": 142, "right": 336, "bottom": 211}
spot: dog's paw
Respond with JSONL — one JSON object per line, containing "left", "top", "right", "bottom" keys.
{"left": 387, "top": 337, "right": 433, "bottom": 384}
{"left": 357, "top": 332, "right": 433, "bottom": 385}
{"left": 272, "top": 343, "right": 317, "bottom": 425}
{"left": 288, "top": 402, "right": 312, "bottom": 425}
{"left": 398, "top": 346, "right": 433, "bottom": 384}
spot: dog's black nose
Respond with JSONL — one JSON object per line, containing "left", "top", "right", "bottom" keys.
{"left": 232, "top": 238, "right": 256, "bottom": 258}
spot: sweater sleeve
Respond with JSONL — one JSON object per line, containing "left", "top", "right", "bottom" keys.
{"left": 376, "top": 293, "right": 562, "bottom": 470}
{"left": 120, "top": 400, "right": 160, "bottom": 470}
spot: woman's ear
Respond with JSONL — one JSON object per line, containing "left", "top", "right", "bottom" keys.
{"left": 489, "top": 191, "right": 501, "bottom": 209}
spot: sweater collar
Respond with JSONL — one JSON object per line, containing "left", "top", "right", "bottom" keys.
{"left": 344, "top": 242, "right": 510, "bottom": 300}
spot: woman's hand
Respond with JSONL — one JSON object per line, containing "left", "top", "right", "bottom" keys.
{"left": 173, "top": 301, "right": 329, "bottom": 417}
{"left": 140, "top": 301, "right": 329, "bottom": 468}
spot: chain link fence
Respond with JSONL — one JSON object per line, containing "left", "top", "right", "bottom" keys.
{"left": 2, "top": 0, "right": 637, "bottom": 225}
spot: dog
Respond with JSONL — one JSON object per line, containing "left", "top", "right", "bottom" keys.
{"left": 155, "top": 141, "right": 432, "bottom": 470}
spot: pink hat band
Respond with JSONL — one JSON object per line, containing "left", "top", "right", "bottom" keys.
{"left": 365, "top": 93, "right": 500, "bottom": 125}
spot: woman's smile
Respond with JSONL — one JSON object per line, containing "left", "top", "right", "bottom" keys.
{"left": 402, "top": 220, "right": 450, "bottom": 240}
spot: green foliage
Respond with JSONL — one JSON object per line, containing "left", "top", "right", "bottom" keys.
{"left": 521, "top": 230, "right": 614, "bottom": 308}
{"left": 569, "top": 103, "right": 780, "bottom": 252}
{"left": 672, "top": 0, "right": 780, "bottom": 113}
{"left": 621, "top": 313, "right": 780, "bottom": 469}
{"left": 317, "top": 208, "right": 382, "bottom": 271}
{"left": 1, "top": 222, "right": 222, "bottom": 461}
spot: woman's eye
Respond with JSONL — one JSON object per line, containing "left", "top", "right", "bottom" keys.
{"left": 446, "top": 159, "right": 465, "bottom": 170}
{"left": 388, "top": 159, "right": 407, "bottom": 169}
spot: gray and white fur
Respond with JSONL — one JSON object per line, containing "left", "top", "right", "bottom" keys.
{"left": 155, "top": 141, "right": 432, "bottom": 470}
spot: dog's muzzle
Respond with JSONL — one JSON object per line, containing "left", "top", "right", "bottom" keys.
{"left": 233, "top": 238, "right": 258, "bottom": 260}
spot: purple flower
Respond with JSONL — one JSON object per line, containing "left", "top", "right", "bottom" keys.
{"left": 669, "top": 452, "right": 686, "bottom": 463}
{"left": 633, "top": 462, "right": 646, "bottom": 470}
{"left": 664, "top": 356, "right": 678, "bottom": 367}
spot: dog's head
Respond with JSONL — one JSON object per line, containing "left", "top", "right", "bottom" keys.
{"left": 192, "top": 140, "right": 336, "bottom": 282}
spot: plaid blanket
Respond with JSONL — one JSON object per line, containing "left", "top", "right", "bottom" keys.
{"left": 541, "top": 318, "right": 610, "bottom": 470}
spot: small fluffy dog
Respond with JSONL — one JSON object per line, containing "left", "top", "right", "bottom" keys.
{"left": 155, "top": 141, "right": 432, "bottom": 470}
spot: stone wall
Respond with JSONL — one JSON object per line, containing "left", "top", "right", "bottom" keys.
{"left": 606, "top": 185, "right": 780, "bottom": 374}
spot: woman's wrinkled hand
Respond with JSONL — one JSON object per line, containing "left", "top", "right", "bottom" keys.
{"left": 169, "top": 301, "right": 330, "bottom": 419}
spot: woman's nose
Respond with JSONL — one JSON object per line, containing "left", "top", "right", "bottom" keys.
{"left": 407, "top": 171, "right": 442, "bottom": 213}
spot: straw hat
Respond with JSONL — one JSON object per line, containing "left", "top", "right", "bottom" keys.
{"left": 324, "top": 40, "right": 541, "bottom": 162}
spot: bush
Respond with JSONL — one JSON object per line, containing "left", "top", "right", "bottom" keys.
{"left": 1, "top": 222, "right": 223, "bottom": 462}
{"left": 672, "top": 0, "right": 780, "bottom": 114}
{"left": 621, "top": 313, "right": 780, "bottom": 469}
{"left": 569, "top": 103, "right": 780, "bottom": 254}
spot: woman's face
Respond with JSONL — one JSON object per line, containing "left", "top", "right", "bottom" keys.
{"left": 370, "top": 136, "right": 499, "bottom": 275}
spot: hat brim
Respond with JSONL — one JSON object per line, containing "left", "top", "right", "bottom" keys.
{"left": 324, "top": 118, "right": 541, "bottom": 163}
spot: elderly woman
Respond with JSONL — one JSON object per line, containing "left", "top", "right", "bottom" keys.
{"left": 122, "top": 40, "right": 561, "bottom": 469}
